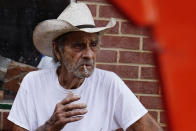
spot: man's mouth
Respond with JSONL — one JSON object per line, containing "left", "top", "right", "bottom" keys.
{"left": 83, "top": 65, "right": 88, "bottom": 75}
{"left": 85, "top": 64, "right": 92, "bottom": 68}
{"left": 81, "top": 64, "right": 92, "bottom": 68}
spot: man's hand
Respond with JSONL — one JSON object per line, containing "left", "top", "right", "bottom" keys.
{"left": 37, "top": 93, "right": 87, "bottom": 131}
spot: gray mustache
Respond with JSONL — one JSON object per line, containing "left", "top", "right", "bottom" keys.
{"left": 78, "top": 60, "right": 94, "bottom": 66}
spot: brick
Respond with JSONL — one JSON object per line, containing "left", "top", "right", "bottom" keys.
{"left": 149, "top": 111, "right": 158, "bottom": 121}
{"left": 3, "top": 112, "right": 14, "bottom": 131}
{"left": 96, "top": 50, "right": 117, "bottom": 63}
{"left": 140, "top": 96, "right": 164, "bottom": 109}
{"left": 143, "top": 37, "right": 156, "bottom": 51}
{"left": 119, "top": 51, "right": 155, "bottom": 65}
{"left": 140, "top": 27, "right": 153, "bottom": 36}
{"left": 99, "top": 5, "right": 125, "bottom": 19}
{"left": 96, "top": 64, "right": 138, "bottom": 78}
{"left": 101, "top": 36, "right": 140, "bottom": 50}
{"left": 141, "top": 67, "right": 158, "bottom": 80}
{"left": 160, "top": 111, "right": 167, "bottom": 124}
{"left": 121, "top": 22, "right": 142, "bottom": 35}
{"left": 124, "top": 80, "right": 159, "bottom": 94}
{"left": 87, "top": 4, "right": 96, "bottom": 17}
{"left": 121, "top": 21, "right": 152, "bottom": 36}
{"left": 95, "top": 20, "right": 119, "bottom": 34}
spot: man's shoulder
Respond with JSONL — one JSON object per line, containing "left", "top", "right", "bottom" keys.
{"left": 19, "top": 67, "right": 57, "bottom": 92}
{"left": 94, "top": 68, "right": 116, "bottom": 76}
{"left": 91, "top": 68, "right": 126, "bottom": 94}
{"left": 92, "top": 68, "right": 120, "bottom": 81}
{"left": 24, "top": 67, "right": 56, "bottom": 81}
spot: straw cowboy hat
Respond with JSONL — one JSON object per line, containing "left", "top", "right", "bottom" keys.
{"left": 33, "top": 2, "right": 116, "bottom": 57}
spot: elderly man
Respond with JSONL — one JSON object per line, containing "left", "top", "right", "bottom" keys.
{"left": 8, "top": 2, "right": 162, "bottom": 131}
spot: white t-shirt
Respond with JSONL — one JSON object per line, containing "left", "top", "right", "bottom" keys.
{"left": 8, "top": 68, "right": 147, "bottom": 131}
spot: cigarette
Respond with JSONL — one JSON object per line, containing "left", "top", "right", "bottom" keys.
{"left": 84, "top": 65, "right": 88, "bottom": 75}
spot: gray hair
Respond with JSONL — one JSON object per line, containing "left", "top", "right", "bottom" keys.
{"left": 52, "top": 32, "right": 72, "bottom": 63}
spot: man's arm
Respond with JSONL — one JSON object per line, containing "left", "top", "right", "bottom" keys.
{"left": 13, "top": 124, "right": 28, "bottom": 131}
{"left": 127, "top": 113, "right": 163, "bottom": 131}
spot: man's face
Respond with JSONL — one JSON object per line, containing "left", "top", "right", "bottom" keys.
{"left": 58, "top": 31, "right": 99, "bottom": 78}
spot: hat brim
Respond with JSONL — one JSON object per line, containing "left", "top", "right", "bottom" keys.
{"left": 33, "top": 18, "right": 116, "bottom": 57}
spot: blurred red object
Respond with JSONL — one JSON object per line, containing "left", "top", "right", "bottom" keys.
{"left": 109, "top": 0, "right": 196, "bottom": 130}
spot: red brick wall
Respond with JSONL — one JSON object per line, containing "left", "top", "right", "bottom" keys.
{"left": 0, "top": 0, "right": 166, "bottom": 130}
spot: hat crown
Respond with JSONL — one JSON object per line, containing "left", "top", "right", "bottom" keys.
{"left": 33, "top": 2, "right": 116, "bottom": 57}
{"left": 57, "top": 2, "right": 95, "bottom": 26}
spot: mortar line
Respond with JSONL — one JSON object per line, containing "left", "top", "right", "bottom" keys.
{"left": 104, "top": 33, "right": 149, "bottom": 38}
{"left": 117, "top": 50, "right": 120, "bottom": 64}
{"left": 139, "top": 36, "right": 143, "bottom": 51}
{"left": 138, "top": 65, "right": 141, "bottom": 79}
{"left": 96, "top": 5, "right": 99, "bottom": 19}
{"left": 119, "top": 21, "right": 122, "bottom": 34}
{"left": 157, "top": 110, "right": 161, "bottom": 123}
{"left": 160, "top": 123, "right": 166, "bottom": 127}
{"left": 0, "top": 109, "right": 10, "bottom": 112}
{"left": 104, "top": 33, "right": 145, "bottom": 38}
{"left": 122, "top": 78, "right": 158, "bottom": 82}
{"left": 100, "top": 47, "right": 152, "bottom": 53}
{"left": 136, "top": 95, "right": 141, "bottom": 100}
{"left": 96, "top": 62, "right": 155, "bottom": 67}
{"left": 148, "top": 109, "right": 165, "bottom": 112}
{"left": 134, "top": 94, "right": 161, "bottom": 97}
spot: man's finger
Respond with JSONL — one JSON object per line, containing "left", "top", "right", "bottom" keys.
{"left": 60, "top": 94, "right": 80, "bottom": 105}
{"left": 64, "top": 109, "right": 88, "bottom": 117}
{"left": 64, "top": 116, "right": 84, "bottom": 123}
{"left": 64, "top": 103, "right": 87, "bottom": 111}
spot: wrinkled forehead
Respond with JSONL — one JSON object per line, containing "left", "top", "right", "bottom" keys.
{"left": 65, "top": 31, "right": 99, "bottom": 42}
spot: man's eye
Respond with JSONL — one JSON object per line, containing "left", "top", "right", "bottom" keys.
{"left": 72, "top": 43, "right": 84, "bottom": 49}
{"left": 91, "top": 41, "right": 99, "bottom": 51}
{"left": 91, "top": 42, "right": 97, "bottom": 47}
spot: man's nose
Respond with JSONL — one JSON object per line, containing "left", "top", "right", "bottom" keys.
{"left": 82, "top": 46, "right": 94, "bottom": 59}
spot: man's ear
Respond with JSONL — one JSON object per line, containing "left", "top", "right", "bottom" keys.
{"left": 52, "top": 42, "right": 61, "bottom": 61}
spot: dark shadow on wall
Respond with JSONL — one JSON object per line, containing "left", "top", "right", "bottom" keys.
{"left": 0, "top": 0, "right": 70, "bottom": 100}
{"left": 0, "top": 0, "right": 70, "bottom": 66}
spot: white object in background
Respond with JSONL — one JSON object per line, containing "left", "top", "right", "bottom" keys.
{"left": 70, "top": 0, "right": 77, "bottom": 2}
{"left": 37, "top": 56, "right": 59, "bottom": 69}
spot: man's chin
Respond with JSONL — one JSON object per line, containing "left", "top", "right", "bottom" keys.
{"left": 74, "top": 68, "right": 94, "bottom": 78}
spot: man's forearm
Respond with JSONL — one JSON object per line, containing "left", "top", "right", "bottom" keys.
{"left": 127, "top": 113, "right": 163, "bottom": 131}
{"left": 36, "top": 120, "right": 54, "bottom": 131}
{"left": 36, "top": 125, "right": 48, "bottom": 131}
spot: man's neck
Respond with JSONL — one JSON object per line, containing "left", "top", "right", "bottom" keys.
{"left": 57, "top": 66, "right": 84, "bottom": 89}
